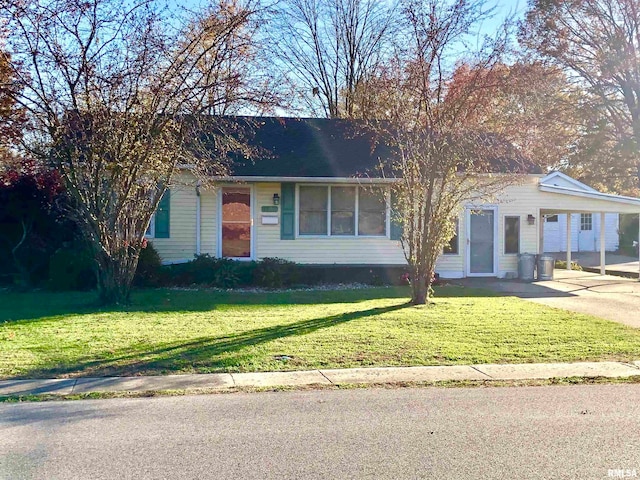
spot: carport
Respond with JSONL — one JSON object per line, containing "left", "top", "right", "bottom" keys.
{"left": 536, "top": 172, "right": 640, "bottom": 280}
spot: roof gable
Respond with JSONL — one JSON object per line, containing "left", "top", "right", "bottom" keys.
{"left": 540, "top": 171, "right": 597, "bottom": 192}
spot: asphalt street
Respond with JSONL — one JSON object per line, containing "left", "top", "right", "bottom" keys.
{"left": 1, "top": 384, "right": 639, "bottom": 479}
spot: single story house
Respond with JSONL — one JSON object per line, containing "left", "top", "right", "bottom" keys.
{"left": 148, "top": 117, "right": 640, "bottom": 279}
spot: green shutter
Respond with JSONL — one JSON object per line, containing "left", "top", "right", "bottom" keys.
{"left": 155, "top": 189, "right": 170, "bottom": 238}
{"left": 280, "top": 183, "right": 295, "bottom": 240}
{"left": 390, "top": 191, "right": 403, "bottom": 241}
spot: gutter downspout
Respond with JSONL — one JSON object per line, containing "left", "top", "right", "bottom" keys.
{"left": 196, "top": 181, "right": 201, "bottom": 256}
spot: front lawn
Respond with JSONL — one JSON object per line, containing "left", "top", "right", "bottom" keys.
{"left": 2, "top": 285, "right": 640, "bottom": 379}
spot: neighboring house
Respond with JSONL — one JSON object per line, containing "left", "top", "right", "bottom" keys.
{"left": 147, "top": 117, "right": 640, "bottom": 278}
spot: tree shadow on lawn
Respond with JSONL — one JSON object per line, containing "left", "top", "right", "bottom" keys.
{"left": 12, "top": 302, "right": 412, "bottom": 380}
{"left": 0, "top": 284, "right": 489, "bottom": 324}
{"left": 0, "top": 287, "right": 416, "bottom": 323}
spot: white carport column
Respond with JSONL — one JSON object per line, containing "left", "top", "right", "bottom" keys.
{"left": 600, "top": 212, "right": 606, "bottom": 275}
{"left": 566, "top": 213, "right": 572, "bottom": 270}
{"left": 539, "top": 210, "right": 544, "bottom": 254}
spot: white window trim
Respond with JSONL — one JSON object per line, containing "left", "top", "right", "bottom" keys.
{"left": 295, "top": 184, "right": 390, "bottom": 239}
{"left": 580, "top": 213, "right": 593, "bottom": 231}
{"left": 465, "top": 205, "right": 499, "bottom": 277}
{"left": 145, "top": 214, "right": 156, "bottom": 239}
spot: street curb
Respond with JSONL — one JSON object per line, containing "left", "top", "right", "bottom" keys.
{"left": 2, "top": 361, "right": 640, "bottom": 397}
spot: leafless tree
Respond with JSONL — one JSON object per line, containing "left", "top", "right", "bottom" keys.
{"left": 1, "top": 0, "right": 275, "bottom": 304}
{"left": 367, "top": 0, "right": 525, "bottom": 304}
{"left": 268, "top": 0, "right": 397, "bottom": 118}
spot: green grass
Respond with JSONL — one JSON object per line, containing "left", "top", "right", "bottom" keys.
{"left": 2, "top": 285, "right": 640, "bottom": 380}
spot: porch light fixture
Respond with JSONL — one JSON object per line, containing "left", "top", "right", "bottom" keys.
{"left": 527, "top": 214, "right": 535, "bottom": 225}
{"left": 273, "top": 193, "right": 280, "bottom": 206}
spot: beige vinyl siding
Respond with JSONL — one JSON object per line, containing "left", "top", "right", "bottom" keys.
{"left": 493, "top": 179, "right": 540, "bottom": 276}
{"left": 436, "top": 215, "right": 465, "bottom": 277}
{"left": 494, "top": 176, "right": 640, "bottom": 276}
{"left": 150, "top": 174, "right": 638, "bottom": 276}
{"left": 200, "top": 188, "right": 217, "bottom": 257}
{"left": 500, "top": 175, "right": 640, "bottom": 214}
{"left": 255, "top": 183, "right": 406, "bottom": 265}
{"left": 149, "top": 174, "right": 198, "bottom": 264}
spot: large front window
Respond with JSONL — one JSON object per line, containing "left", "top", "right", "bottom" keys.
{"left": 298, "top": 186, "right": 387, "bottom": 237}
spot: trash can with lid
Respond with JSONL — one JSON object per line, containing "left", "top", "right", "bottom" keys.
{"left": 537, "top": 255, "right": 555, "bottom": 281}
{"left": 517, "top": 253, "right": 536, "bottom": 281}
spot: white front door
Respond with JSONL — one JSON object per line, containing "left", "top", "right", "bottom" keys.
{"left": 219, "top": 186, "right": 253, "bottom": 259}
{"left": 466, "top": 208, "right": 498, "bottom": 277}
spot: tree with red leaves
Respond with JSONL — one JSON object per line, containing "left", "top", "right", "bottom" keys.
{"left": 0, "top": 162, "right": 69, "bottom": 288}
{"left": 0, "top": 49, "right": 26, "bottom": 168}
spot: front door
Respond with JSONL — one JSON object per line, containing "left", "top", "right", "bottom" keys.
{"left": 220, "top": 187, "right": 252, "bottom": 259}
{"left": 467, "top": 209, "right": 496, "bottom": 276}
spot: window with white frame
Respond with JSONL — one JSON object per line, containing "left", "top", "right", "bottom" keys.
{"left": 580, "top": 213, "right": 592, "bottom": 231}
{"left": 298, "top": 185, "right": 387, "bottom": 237}
{"left": 504, "top": 216, "right": 520, "bottom": 254}
{"left": 145, "top": 215, "right": 156, "bottom": 237}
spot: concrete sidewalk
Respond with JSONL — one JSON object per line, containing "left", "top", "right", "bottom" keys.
{"left": 2, "top": 361, "right": 640, "bottom": 397}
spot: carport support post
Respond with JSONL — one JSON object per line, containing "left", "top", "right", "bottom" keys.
{"left": 600, "top": 212, "right": 606, "bottom": 275}
{"left": 566, "top": 213, "right": 572, "bottom": 270}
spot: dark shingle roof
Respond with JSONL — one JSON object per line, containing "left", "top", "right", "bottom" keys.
{"left": 224, "top": 117, "right": 389, "bottom": 178}
{"left": 211, "top": 116, "right": 540, "bottom": 178}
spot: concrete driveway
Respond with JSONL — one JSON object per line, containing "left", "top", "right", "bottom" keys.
{"left": 465, "top": 270, "right": 640, "bottom": 329}
{"left": 549, "top": 251, "right": 639, "bottom": 278}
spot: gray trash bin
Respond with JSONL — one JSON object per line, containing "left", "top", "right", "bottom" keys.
{"left": 537, "top": 255, "right": 555, "bottom": 281}
{"left": 518, "top": 253, "right": 536, "bottom": 281}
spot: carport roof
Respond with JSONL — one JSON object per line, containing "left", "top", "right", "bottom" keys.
{"left": 539, "top": 172, "right": 640, "bottom": 212}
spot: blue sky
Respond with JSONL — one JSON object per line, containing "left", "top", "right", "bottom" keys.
{"left": 477, "top": 0, "right": 527, "bottom": 36}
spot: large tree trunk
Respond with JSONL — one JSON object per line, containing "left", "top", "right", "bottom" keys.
{"left": 410, "top": 263, "right": 435, "bottom": 305}
{"left": 95, "top": 251, "right": 139, "bottom": 305}
{"left": 411, "top": 278, "right": 428, "bottom": 304}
